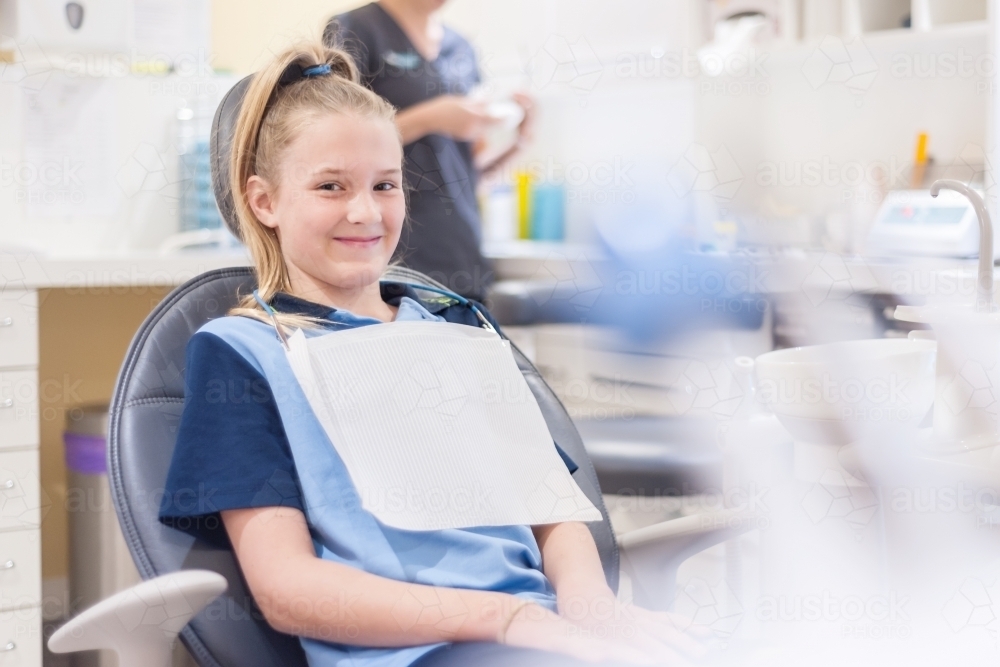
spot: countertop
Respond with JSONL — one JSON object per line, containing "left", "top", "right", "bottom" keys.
{"left": 0, "top": 243, "right": 983, "bottom": 297}
{"left": 0, "top": 250, "right": 253, "bottom": 290}
{"left": 0, "top": 240, "right": 605, "bottom": 289}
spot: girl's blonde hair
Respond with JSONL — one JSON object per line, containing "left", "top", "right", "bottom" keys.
{"left": 227, "top": 42, "right": 398, "bottom": 328}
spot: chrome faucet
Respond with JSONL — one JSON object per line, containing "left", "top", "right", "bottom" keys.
{"left": 930, "top": 179, "right": 995, "bottom": 312}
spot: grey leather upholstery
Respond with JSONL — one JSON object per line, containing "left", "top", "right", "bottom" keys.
{"left": 574, "top": 417, "right": 723, "bottom": 496}
{"left": 209, "top": 75, "right": 252, "bottom": 240}
{"left": 108, "top": 268, "right": 306, "bottom": 667}
{"left": 108, "top": 267, "right": 618, "bottom": 667}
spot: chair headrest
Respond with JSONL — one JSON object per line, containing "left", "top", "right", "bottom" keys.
{"left": 210, "top": 75, "right": 253, "bottom": 239}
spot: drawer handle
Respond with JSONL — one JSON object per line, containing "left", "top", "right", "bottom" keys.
{"left": 1, "top": 641, "right": 13, "bottom": 651}
{"left": 0, "top": 399, "right": 12, "bottom": 409}
{"left": 1, "top": 480, "right": 14, "bottom": 490}
{"left": 0, "top": 560, "right": 13, "bottom": 570}
{"left": 0, "top": 317, "right": 11, "bottom": 327}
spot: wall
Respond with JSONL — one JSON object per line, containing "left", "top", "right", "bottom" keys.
{"left": 210, "top": 0, "right": 362, "bottom": 73}
{"left": 694, "top": 23, "right": 991, "bottom": 249}
{"left": 210, "top": 0, "right": 705, "bottom": 242}
{"left": 210, "top": 0, "right": 705, "bottom": 74}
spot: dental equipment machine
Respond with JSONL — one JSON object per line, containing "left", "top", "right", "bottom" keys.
{"left": 867, "top": 187, "right": 998, "bottom": 258}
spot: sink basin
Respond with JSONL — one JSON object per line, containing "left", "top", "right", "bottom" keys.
{"left": 755, "top": 339, "right": 937, "bottom": 445}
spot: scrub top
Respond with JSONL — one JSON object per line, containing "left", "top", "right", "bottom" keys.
{"left": 326, "top": 3, "right": 493, "bottom": 301}
{"left": 158, "top": 284, "right": 573, "bottom": 667}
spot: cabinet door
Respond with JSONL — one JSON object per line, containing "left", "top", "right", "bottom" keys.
{"left": 0, "top": 606, "right": 41, "bottom": 666}
{"left": 0, "top": 372, "right": 38, "bottom": 451}
{"left": 0, "top": 292, "right": 37, "bottom": 370}
{"left": 0, "top": 451, "right": 40, "bottom": 532}
{"left": 0, "top": 530, "right": 41, "bottom": 612}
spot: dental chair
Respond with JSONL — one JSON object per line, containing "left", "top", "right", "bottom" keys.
{"left": 47, "top": 76, "right": 754, "bottom": 667}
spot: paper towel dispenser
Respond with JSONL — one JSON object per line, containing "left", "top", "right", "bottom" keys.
{"left": 0, "top": 0, "right": 129, "bottom": 53}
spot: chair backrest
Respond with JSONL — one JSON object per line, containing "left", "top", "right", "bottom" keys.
{"left": 108, "top": 266, "right": 618, "bottom": 667}
{"left": 209, "top": 75, "right": 250, "bottom": 240}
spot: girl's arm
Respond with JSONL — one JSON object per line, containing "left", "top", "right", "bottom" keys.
{"left": 223, "top": 505, "right": 513, "bottom": 644}
{"left": 224, "top": 505, "right": 657, "bottom": 665}
{"left": 532, "top": 522, "right": 614, "bottom": 608}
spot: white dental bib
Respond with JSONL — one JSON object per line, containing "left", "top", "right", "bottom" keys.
{"left": 285, "top": 320, "right": 601, "bottom": 531}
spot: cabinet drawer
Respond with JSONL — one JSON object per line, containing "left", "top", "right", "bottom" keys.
{"left": 0, "top": 452, "right": 40, "bottom": 532}
{"left": 0, "top": 292, "right": 37, "bottom": 369}
{"left": 0, "top": 373, "right": 37, "bottom": 451}
{"left": 0, "top": 607, "right": 41, "bottom": 666}
{"left": 0, "top": 531, "right": 40, "bottom": 612}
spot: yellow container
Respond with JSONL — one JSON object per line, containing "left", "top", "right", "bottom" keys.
{"left": 516, "top": 170, "right": 532, "bottom": 239}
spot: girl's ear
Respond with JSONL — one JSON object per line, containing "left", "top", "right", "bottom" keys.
{"left": 246, "top": 175, "right": 279, "bottom": 230}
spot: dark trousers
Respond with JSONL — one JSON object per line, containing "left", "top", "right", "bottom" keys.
{"left": 411, "top": 642, "right": 631, "bottom": 667}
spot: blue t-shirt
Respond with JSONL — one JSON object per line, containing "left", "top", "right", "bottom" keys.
{"left": 159, "top": 283, "right": 576, "bottom": 667}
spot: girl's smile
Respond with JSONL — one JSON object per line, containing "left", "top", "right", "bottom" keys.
{"left": 334, "top": 234, "right": 383, "bottom": 249}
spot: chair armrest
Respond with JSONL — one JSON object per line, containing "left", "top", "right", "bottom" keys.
{"left": 618, "top": 510, "right": 755, "bottom": 611}
{"left": 48, "top": 570, "right": 227, "bottom": 667}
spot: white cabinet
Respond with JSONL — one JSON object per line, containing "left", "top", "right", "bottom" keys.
{"left": 0, "top": 609, "right": 42, "bottom": 666}
{"left": 0, "top": 530, "right": 41, "bottom": 612}
{"left": 0, "top": 371, "right": 39, "bottom": 451}
{"left": 0, "top": 287, "right": 40, "bottom": 667}
{"left": 0, "top": 292, "right": 37, "bottom": 370}
{"left": 0, "top": 451, "right": 41, "bottom": 532}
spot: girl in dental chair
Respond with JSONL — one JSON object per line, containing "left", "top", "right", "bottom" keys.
{"left": 159, "top": 43, "right": 703, "bottom": 667}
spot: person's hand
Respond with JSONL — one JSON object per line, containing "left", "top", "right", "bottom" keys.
{"left": 474, "top": 91, "right": 535, "bottom": 174}
{"left": 555, "top": 588, "right": 709, "bottom": 665}
{"left": 502, "top": 602, "right": 669, "bottom": 665}
{"left": 420, "top": 95, "right": 500, "bottom": 142}
{"left": 510, "top": 91, "right": 536, "bottom": 146}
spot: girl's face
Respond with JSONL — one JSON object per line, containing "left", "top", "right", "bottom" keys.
{"left": 247, "top": 112, "right": 404, "bottom": 295}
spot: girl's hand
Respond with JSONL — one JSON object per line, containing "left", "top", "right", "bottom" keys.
{"left": 556, "top": 588, "right": 709, "bottom": 665}
{"left": 502, "top": 602, "right": 689, "bottom": 665}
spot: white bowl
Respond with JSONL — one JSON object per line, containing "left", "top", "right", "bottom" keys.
{"left": 755, "top": 339, "right": 937, "bottom": 444}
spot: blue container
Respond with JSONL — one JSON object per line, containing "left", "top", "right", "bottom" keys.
{"left": 180, "top": 141, "right": 223, "bottom": 231}
{"left": 530, "top": 184, "right": 565, "bottom": 241}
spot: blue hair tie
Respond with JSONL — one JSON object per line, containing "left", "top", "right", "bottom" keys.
{"left": 302, "top": 63, "right": 332, "bottom": 78}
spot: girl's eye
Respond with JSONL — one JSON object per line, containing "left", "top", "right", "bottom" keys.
{"left": 374, "top": 182, "right": 397, "bottom": 192}
{"left": 318, "top": 182, "right": 342, "bottom": 191}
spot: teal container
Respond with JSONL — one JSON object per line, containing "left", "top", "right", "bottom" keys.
{"left": 180, "top": 141, "right": 223, "bottom": 231}
{"left": 530, "top": 184, "right": 565, "bottom": 241}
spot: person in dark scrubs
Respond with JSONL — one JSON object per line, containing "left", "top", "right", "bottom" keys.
{"left": 325, "top": 0, "right": 532, "bottom": 301}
